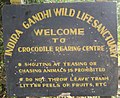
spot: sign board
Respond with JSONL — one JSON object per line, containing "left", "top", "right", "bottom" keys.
{"left": 2, "top": 2, "right": 118, "bottom": 97}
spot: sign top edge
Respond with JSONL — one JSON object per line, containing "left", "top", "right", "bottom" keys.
{"left": 2, "top": 2, "right": 117, "bottom": 7}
